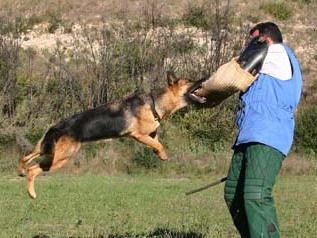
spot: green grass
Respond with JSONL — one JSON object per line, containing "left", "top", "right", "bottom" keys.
{"left": 0, "top": 174, "right": 316, "bottom": 237}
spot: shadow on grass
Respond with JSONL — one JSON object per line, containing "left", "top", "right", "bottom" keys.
{"left": 148, "top": 228, "right": 203, "bottom": 238}
{"left": 32, "top": 227, "right": 203, "bottom": 238}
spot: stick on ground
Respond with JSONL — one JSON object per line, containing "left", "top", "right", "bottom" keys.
{"left": 185, "top": 177, "right": 227, "bottom": 195}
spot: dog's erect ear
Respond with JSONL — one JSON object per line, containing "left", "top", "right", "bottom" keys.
{"left": 167, "top": 71, "right": 179, "bottom": 86}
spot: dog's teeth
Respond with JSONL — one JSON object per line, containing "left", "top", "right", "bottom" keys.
{"left": 189, "top": 93, "right": 207, "bottom": 104}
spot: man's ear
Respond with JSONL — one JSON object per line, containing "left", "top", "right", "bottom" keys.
{"left": 167, "top": 71, "right": 179, "bottom": 86}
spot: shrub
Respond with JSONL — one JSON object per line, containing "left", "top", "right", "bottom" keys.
{"left": 170, "top": 96, "right": 238, "bottom": 153}
{"left": 294, "top": 105, "right": 317, "bottom": 155}
{"left": 47, "top": 11, "right": 63, "bottom": 33}
{"left": 131, "top": 146, "right": 161, "bottom": 169}
{"left": 171, "top": 35, "right": 195, "bottom": 55}
{"left": 182, "top": 4, "right": 211, "bottom": 29}
{"left": 246, "top": 14, "right": 260, "bottom": 23}
{"left": 0, "top": 33, "right": 19, "bottom": 118}
{"left": 260, "top": 2, "right": 293, "bottom": 20}
{"left": 291, "top": 0, "right": 311, "bottom": 4}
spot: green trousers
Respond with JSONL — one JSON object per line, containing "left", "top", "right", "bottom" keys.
{"left": 224, "top": 143, "right": 284, "bottom": 238}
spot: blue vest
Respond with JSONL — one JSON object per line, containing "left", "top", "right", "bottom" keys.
{"left": 234, "top": 44, "right": 303, "bottom": 155}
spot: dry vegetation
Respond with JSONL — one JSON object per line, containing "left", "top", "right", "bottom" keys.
{"left": 0, "top": 0, "right": 315, "bottom": 91}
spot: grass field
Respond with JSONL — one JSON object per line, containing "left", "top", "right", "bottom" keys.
{"left": 0, "top": 174, "right": 316, "bottom": 238}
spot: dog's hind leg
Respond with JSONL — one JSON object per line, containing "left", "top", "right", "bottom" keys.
{"left": 131, "top": 133, "right": 168, "bottom": 160}
{"left": 17, "top": 140, "right": 43, "bottom": 177}
{"left": 26, "top": 136, "right": 81, "bottom": 199}
{"left": 17, "top": 152, "right": 41, "bottom": 177}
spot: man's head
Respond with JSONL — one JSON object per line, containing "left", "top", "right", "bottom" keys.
{"left": 249, "top": 22, "right": 283, "bottom": 44}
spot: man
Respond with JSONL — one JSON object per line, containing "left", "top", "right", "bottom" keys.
{"left": 224, "top": 22, "right": 302, "bottom": 238}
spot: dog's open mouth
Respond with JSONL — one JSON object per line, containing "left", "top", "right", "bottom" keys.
{"left": 187, "top": 88, "right": 207, "bottom": 104}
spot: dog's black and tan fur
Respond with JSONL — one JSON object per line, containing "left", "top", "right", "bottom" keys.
{"left": 17, "top": 72, "right": 193, "bottom": 199}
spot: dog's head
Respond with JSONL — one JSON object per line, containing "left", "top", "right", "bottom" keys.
{"left": 167, "top": 71, "right": 193, "bottom": 93}
{"left": 163, "top": 71, "right": 194, "bottom": 114}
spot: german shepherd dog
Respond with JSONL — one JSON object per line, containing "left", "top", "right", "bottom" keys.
{"left": 17, "top": 72, "right": 193, "bottom": 199}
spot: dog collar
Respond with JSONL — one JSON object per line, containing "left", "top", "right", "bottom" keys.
{"left": 150, "top": 94, "right": 161, "bottom": 121}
